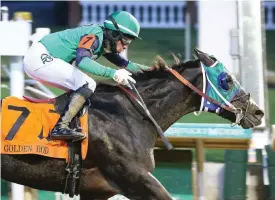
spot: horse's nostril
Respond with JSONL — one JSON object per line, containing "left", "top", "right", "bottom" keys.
{"left": 255, "top": 109, "right": 264, "bottom": 118}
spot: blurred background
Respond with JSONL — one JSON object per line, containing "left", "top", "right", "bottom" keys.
{"left": 1, "top": 1, "right": 275, "bottom": 200}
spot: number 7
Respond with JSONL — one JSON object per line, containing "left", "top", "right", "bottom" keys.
{"left": 5, "top": 105, "right": 30, "bottom": 141}
{"left": 82, "top": 36, "right": 94, "bottom": 45}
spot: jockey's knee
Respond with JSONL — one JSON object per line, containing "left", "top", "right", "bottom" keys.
{"left": 23, "top": 57, "right": 33, "bottom": 77}
{"left": 76, "top": 79, "right": 96, "bottom": 98}
{"left": 85, "top": 79, "right": 96, "bottom": 92}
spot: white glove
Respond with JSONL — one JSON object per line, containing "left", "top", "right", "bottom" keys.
{"left": 113, "top": 69, "right": 136, "bottom": 86}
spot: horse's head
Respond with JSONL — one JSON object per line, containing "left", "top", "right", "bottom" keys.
{"left": 175, "top": 48, "right": 264, "bottom": 129}
{"left": 106, "top": 48, "right": 264, "bottom": 130}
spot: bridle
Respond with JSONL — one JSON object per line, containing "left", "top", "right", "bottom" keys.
{"left": 166, "top": 66, "right": 251, "bottom": 126}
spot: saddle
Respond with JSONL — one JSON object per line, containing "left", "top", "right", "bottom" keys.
{"left": 1, "top": 91, "right": 87, "bottom": 197}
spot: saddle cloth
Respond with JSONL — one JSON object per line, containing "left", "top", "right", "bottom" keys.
{"left": 1, "top": 96, "right": 88, "bottom": 162}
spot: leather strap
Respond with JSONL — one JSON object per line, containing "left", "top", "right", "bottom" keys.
{"left": 166, "top": 68, "right": 237, "bottom": 113}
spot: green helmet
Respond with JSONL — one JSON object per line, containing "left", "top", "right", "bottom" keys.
{"left": 104, "top": 11, "right": 141, "bottom": 39}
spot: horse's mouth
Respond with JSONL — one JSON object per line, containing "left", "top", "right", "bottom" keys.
{"left": 240, "top": 115, "right": 263, "bottom": 129}
{"left": 240, "top": 121, "right": 255, "bottom": 129}
{"left": 239, "top": 103, "right": 264, "bottom": 129}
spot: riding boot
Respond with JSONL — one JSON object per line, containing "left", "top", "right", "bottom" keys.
{"left": 74, "top": 101, "right": 90, "bottom": 132}
{"left": 51, "top": 85, "right": 93, "bottom": 141}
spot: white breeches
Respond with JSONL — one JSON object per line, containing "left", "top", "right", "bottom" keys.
{"left": 23, "top": 42, "right": 96, "bottom": 92}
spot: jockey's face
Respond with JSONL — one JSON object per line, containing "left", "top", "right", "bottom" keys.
{"left": 116, "top": 37, "right": 132, "bottom": 53}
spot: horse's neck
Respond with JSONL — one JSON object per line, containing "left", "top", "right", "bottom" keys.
{"left": 90, "top": 60, "right": 202, "bottom": 131}
{"left": 137, "top": 67, "right": 203, "bottom": 131}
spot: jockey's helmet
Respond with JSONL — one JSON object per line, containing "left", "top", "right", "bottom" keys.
{"left": 104, "top": 11, "right": 141, "bottom": 40}
{"left": 102, "top": 11, "right": 141, "bottom": 53}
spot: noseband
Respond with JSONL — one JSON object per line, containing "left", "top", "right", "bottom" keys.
{"left": 230, "top": 93, "right": 254, "bottom": 127}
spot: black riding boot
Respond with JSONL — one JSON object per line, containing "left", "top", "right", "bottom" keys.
{"left": 51, "top": 85, "right": 93, "bottom": 141}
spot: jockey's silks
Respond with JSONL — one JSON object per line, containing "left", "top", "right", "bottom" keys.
{"left": 41, "top": 24, "right": 104, "bottom": 62}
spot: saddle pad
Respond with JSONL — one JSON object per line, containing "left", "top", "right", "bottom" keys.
{"left": 1, "top": 96, "right": 88, "bottom": 162}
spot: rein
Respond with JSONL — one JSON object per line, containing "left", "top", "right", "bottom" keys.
{"left": 119, "top": 84, "right": 173, "bottom": 150}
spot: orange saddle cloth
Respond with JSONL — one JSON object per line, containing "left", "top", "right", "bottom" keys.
{"left": 1, "top": 96, "right": 88, "bottom": 162}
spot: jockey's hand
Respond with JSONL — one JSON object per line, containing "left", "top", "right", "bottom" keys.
{"left": 127, "top": 61, "right": 159, "bottom": 73}
{"left": 113, "top": 69, "right": 136, "bottom": 86}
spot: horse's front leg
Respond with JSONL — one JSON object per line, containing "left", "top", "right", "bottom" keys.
{"left": 131, "top": 171, "right": 173, "bottom": 200}
{"left": 80, "top": 167, "right": 118, "bottom": 200}
{"left": 108, "top": 168, "right": 173, "bottom": 200}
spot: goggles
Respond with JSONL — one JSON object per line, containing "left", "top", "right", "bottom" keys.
{"left": 121, "top": 37, "right": 132, "bottom": 45}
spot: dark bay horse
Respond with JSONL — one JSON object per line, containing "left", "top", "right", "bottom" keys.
{"left": 1, "top": 49, "right": 264, "bottom": 200}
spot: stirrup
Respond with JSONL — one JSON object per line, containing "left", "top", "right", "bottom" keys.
{"left": 51, "top": 126, "right": 85, "bottom": 141}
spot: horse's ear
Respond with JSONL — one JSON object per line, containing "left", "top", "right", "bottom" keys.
{"left": 171, "top": 53, "right": 180, "bottom": 65}
{"left": 193, "top": 48, "right": 215, "bottom": 67}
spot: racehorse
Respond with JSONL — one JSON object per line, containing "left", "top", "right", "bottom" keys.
{"left": 1, "top": 49, "right": 264, "bottom": 200}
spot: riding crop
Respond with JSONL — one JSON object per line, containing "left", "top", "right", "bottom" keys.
{"left": 126, "top": 81, "right": 173, "bottom": 150}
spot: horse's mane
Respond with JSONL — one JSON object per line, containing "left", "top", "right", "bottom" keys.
{"left": 130, "top": 54, "right": 201, "bottom": 84}
{"left": 95, "top": 55, "right": 200, "bottom": 93}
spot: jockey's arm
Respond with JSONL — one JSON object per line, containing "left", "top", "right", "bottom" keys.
{"left": 103, "top": 53, "right": 151, "bottom": 73}
{"left": 75, "top": 37, "right": 116, "bottom": 78}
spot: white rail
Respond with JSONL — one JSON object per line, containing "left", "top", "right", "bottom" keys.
{"left": 80, "top": 1, "right": 275, "bottom": 30}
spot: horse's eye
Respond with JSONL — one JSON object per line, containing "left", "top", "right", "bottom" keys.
{"left": 218, "top": 72, "right": 232, "bottom": 91}
{"left": 226, "top": 75, "right": 233, "bottom": 83}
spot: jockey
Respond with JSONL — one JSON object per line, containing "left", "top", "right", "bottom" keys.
{"left": 23, "top": 11, "right": 152, "bottom": 141}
